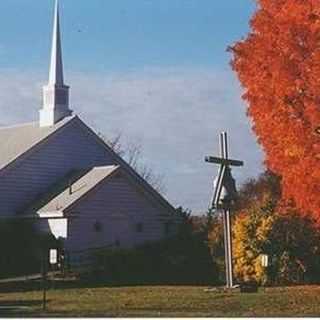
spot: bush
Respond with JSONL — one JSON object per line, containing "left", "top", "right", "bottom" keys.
{"left": 89, "top": 235, "right": 217, "bottom": 285}
{"left": 267, "top": 212, "right": 320, "bottom": 285}
{"left": 233, "top": 203, "right": 320, "bottom": 285}
{"left": 87, "top": 209, "right": 218, "bottom": 285}
{"left": 233, "top": 195, "right": 275, "bottom": 284}
{"left": 0, "top": 220, "right": 57, "bottom": 278}
{"left": 207, "top": 214, "right": 226, "bottom": 285}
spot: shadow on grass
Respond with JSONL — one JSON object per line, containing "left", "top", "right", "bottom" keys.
{"left": 0, "top": 300, "right": 43, "bottom": 307}
{"left": 0, "top": 299, "right": 45, "bottom": 317}
{"left": 0, "top": 278, "right": 219, "bottom": 294}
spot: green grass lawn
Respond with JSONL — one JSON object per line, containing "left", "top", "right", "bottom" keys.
{"left": 0, "top": 285, "right": 320, "bottom": 317}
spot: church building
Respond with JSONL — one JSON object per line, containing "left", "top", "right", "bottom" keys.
{"left": 0, "top": 1, "right": 178, "bottom": 264}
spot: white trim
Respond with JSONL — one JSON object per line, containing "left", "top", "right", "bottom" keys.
{"left": 37, "top": 211, "right": 64, "bottom": 218}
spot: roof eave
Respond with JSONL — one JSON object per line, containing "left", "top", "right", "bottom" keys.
{"left": 53, "top": 165, "right": 120, "bottom": 215}
{"left": 73, "top": 116, "right": 177, "bottom": 216}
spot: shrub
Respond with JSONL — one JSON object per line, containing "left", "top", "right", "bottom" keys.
{"left": 88, "top": 209, "right": 218, "bottom": 285}
{"left": 233, "top": 204, "right": 320, "bottom": 285}
{"left": 0, "top": 219, "right": 57, "bottom": 278}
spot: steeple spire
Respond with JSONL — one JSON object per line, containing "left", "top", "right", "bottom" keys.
{"left": 49, "top": 0, "right": 64, "bottom": 86}
{"left": 40, "top": 0, "right": 72, "bottom": 127}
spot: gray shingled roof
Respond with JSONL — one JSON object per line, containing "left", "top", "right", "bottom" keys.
{"left": 0, "top": 115, "right": 76, "bottom": 170}
{"left": 27, "top": 165, "right": 119, "bottom": 214}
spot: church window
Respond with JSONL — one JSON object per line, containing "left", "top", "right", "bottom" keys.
{"left": 94, "top": 221, "right": 103, "bottom": 233}
{"left": 136, "top": 223, "right": 144, "bottom": 233}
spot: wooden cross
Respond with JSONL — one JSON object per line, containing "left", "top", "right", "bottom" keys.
{"left": 205, "top": 131, "right": 244, "bottom": 289}
{"left": 205, "top": 131, "right": 244, "bottom": 208}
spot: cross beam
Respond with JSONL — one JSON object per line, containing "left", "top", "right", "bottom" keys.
{"left": 205, "top": 156, "right": 244, "bottom": 167}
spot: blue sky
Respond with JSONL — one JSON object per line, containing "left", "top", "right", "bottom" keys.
{"left": 0, "top": 0, "right": 256, "bottom": 72}
{"left": 0, "top": 0, "right": 263, "bottom": 213}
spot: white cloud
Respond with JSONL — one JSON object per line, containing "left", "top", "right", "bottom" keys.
{"left": 0, "top": 67, "right": 264, "bottom": 212}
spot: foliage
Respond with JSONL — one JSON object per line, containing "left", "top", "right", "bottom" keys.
{"left": 175, "top": 206, "right": 194, "bottom": 235}
{"left": 207, "top": 171, "right": 281, "bottom": 284}
{"left": 207, "top": 214, "right": 225, "bottom": 284}
{"left": 90, "top": 238, "right": 216, "bottom": 285}
{"left": 268, "top": 210, "right": 320, "bottom": 284}
{"left": 0, "top": 220, "right": 57, "bottom": 278}
{"left": 89, "top": 208, "right": 217, "bottom": 285}
{"left": 235, "top": 170, "right": 281, "bottom": 211}
{"left": 233, "top": 192, "right": 320, "bottom": 285}
{"left": 230, "top": 0, "right": 320, "bottom": 224}
{"left": 233, "top": 195, "right": 276, "bottom": 284}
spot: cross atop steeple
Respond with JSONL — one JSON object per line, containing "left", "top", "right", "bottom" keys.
{"left": 40, "top": 0, "right": 72, "bottom": 127}
{"left": 49, "top": 0, "right": 64, "bottom": 86}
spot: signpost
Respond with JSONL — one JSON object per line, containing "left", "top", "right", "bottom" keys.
{"left": 41, "top": 250, "right": 48, "bottom": 312}
{"left": 205, "top": 132, "right": 244, "bottom": 289}
{"left": 42, "top": 248, "right": 58, "bottom": 311}
{"left": 260, "top": 253, "right": 269, "bottom": 287}
{"left": 261, "top": 254, "right": 269, "bottom": 268}
{"left": 50, "top": 249, "right": 58, "bottom": 265}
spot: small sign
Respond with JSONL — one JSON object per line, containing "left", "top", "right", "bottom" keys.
{"left": 49, "top": 249, "right": 58, "bottom": 265}
{"left": 261, "top": 254, "right": 269, "bottom": 267}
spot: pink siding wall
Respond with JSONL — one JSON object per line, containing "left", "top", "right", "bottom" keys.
{"left": 0, "top": 119, "right": 115, "bottom": 215}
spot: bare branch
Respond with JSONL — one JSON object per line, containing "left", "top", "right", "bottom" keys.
{"left": 104, "top": 133, "right": 166, "bottom": 194}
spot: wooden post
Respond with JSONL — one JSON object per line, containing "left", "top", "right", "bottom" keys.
{"left": 42, "top": 249, "right": 47, "bottom": 312}
{"left": 225, "top": 209, "right": 233, "bottom": 288}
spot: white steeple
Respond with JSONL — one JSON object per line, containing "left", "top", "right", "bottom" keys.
{"left": 49, "top": 0, "right": 64, "bottom": 86}
{"left": 40, "top": 0, "right": 72, "bottom": 127}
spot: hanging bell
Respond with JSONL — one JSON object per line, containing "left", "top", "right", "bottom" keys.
{"left": 212, "top": 166, "right": 237, "bottom": 208}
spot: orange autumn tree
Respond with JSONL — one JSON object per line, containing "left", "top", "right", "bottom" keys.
{"left": 230, "top": 0, "right": 320, "bottom": 224}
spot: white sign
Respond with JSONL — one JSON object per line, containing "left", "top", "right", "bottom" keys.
{"left": 49, "top": 249, "right": 58, "bottom": 264}
{"left": 261, "top": 254, "right": 269, "bottom": 267}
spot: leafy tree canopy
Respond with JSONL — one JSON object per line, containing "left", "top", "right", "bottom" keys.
{"left": 232, "top": 171, "right": 320, "bottom": 285}
{"left": 230, "top": 0, "right": 320, "bottom": 224}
